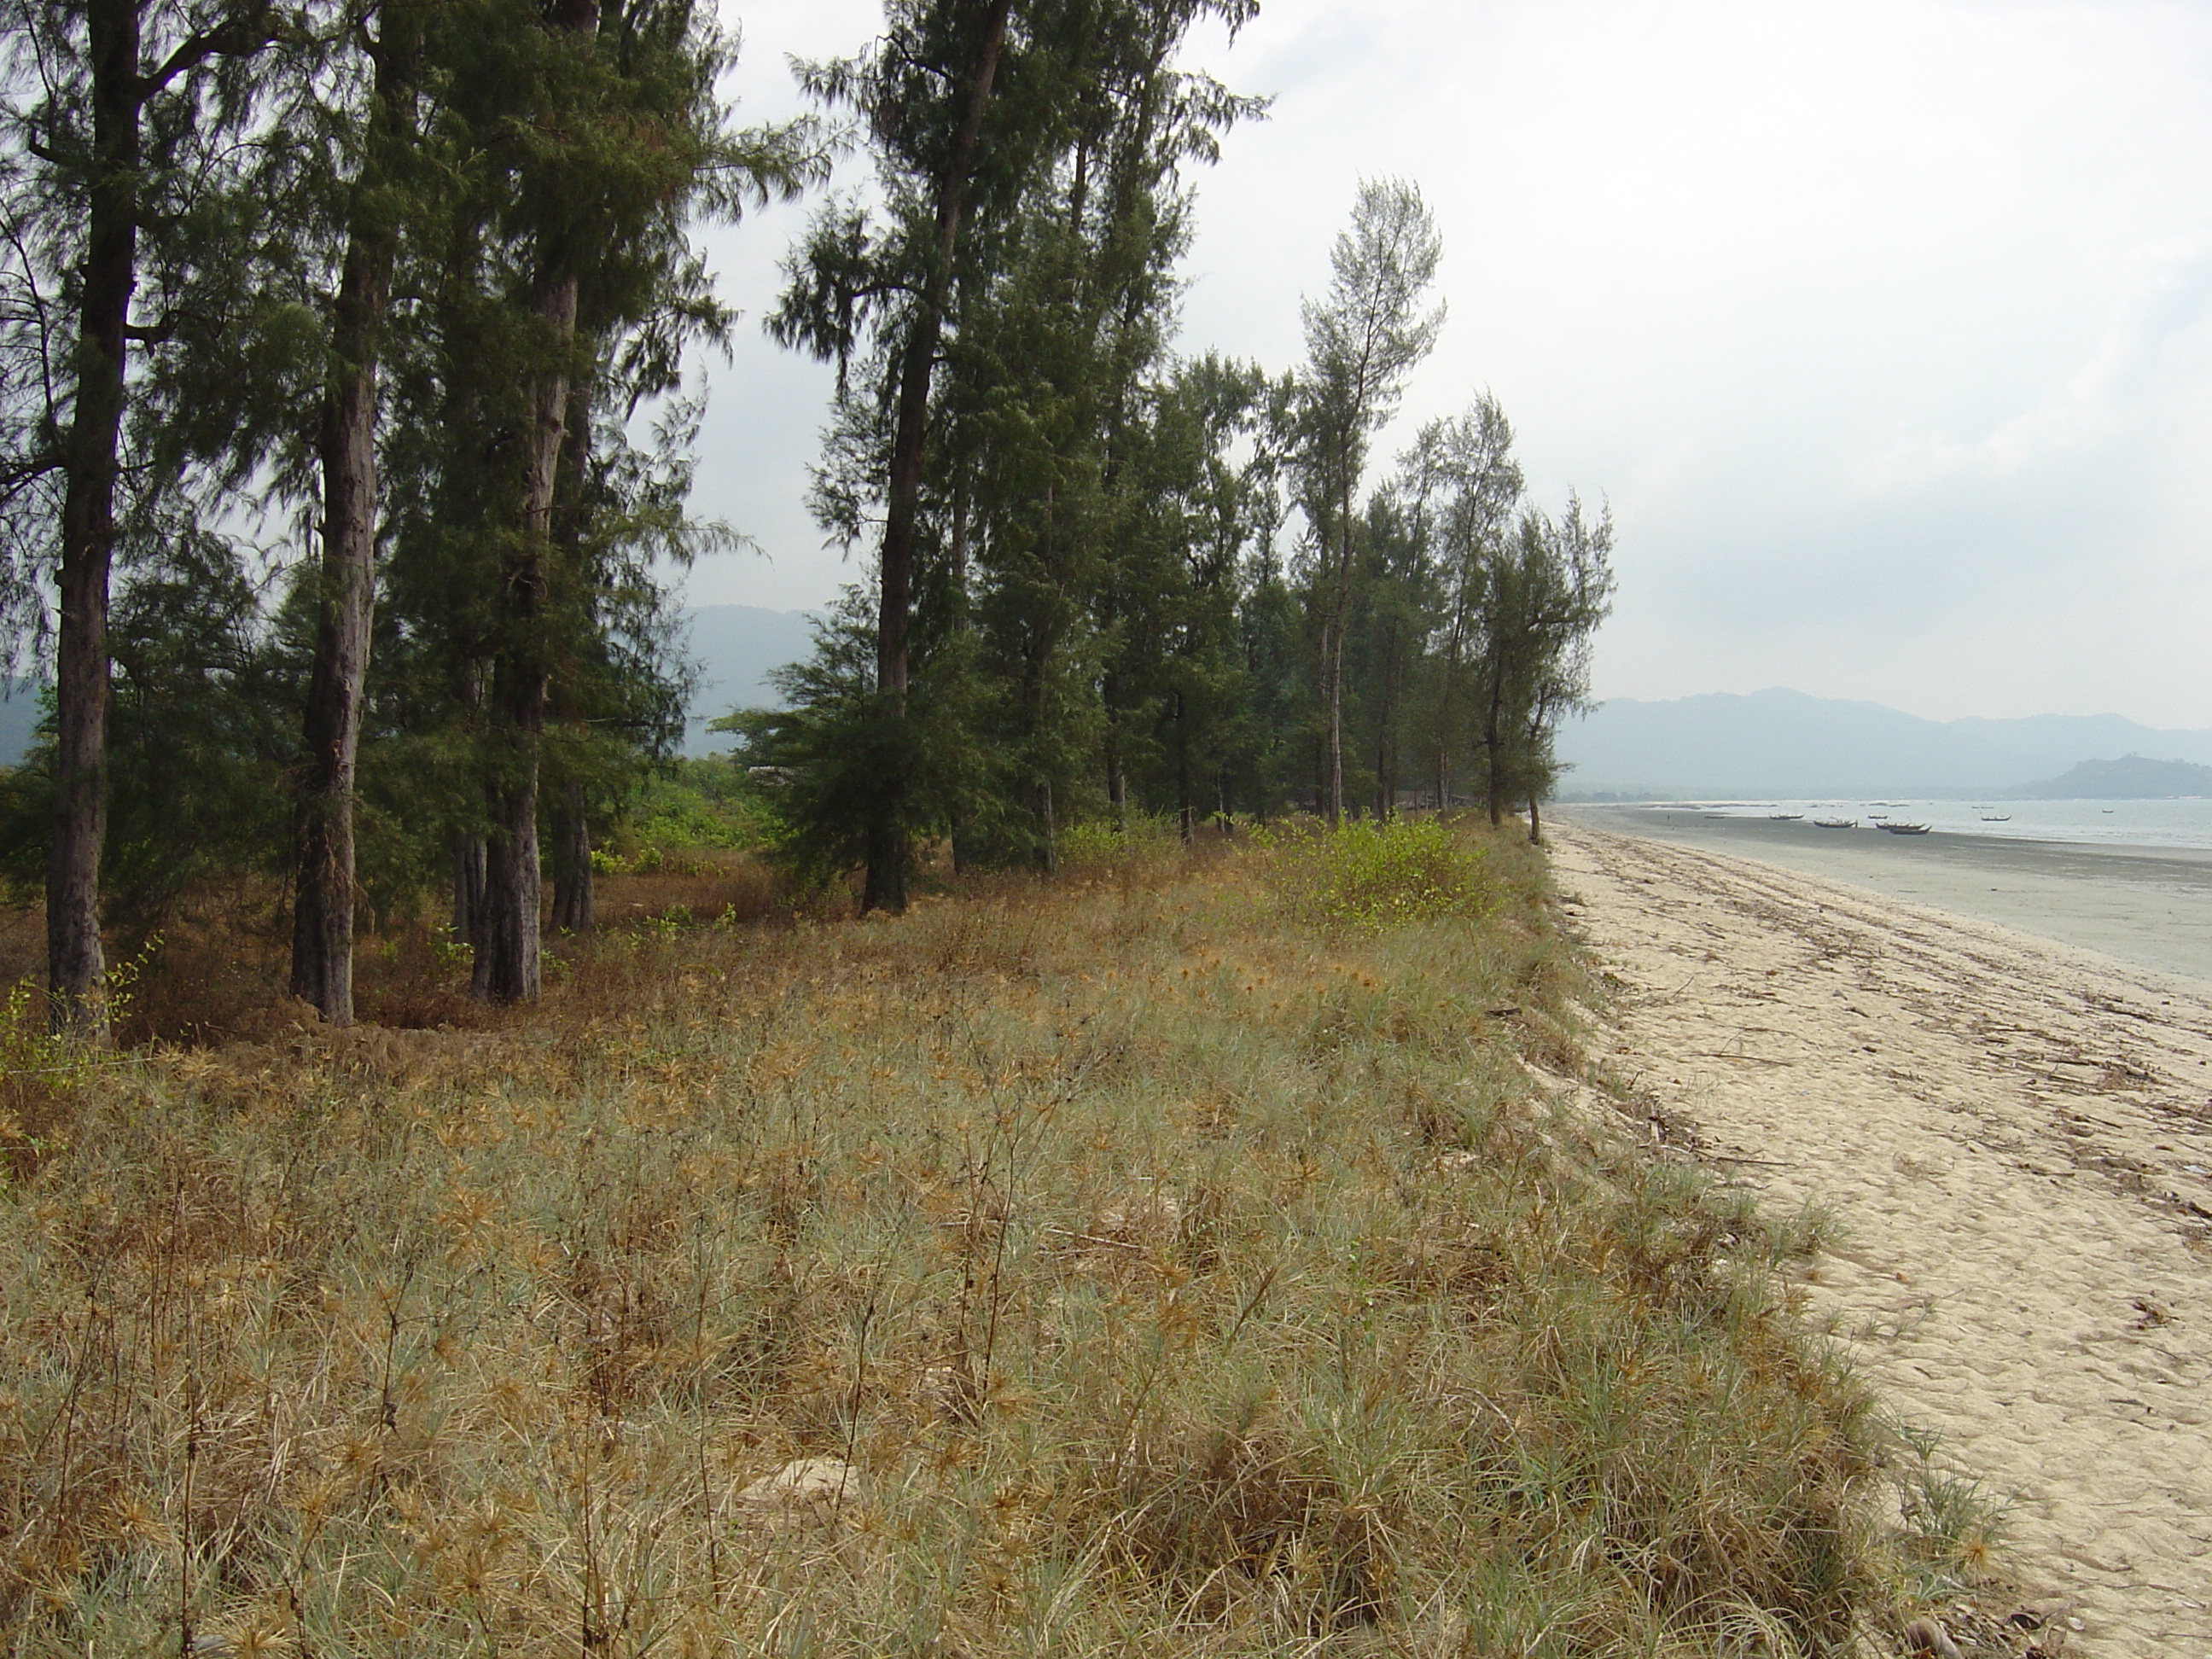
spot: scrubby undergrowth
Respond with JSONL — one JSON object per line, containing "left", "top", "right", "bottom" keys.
{"left": 1, "top": 821, "right": 1935, "bottom": 1655}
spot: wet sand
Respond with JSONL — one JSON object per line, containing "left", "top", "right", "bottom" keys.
{"left": 1547, "top": 820, "right": 2212, "bottom": 1655}
{"left": 1565, "top": 806, "right": 2212, "bottom": 983}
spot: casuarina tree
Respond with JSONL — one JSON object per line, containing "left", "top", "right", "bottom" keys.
{"left": 433, "top": 0, "right": 807, "bottom": 1000}
{"left": 1, "top": 0, "right": 278, "bottom": 1035}
{"left": 1470, "top": 494, "right": 1615, "bottom": 838}
{"left": 286, "top": 0, "right": 426, "bottom": 1025}
{"left": 771, "top": 0, "right": 1019, "bottom": 914}
{"left": 1292, "top": 177, "right": 1443, "bottom": 829}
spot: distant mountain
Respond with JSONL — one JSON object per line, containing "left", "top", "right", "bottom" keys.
{"left": 1553, "top": 688, "right": 2212, "bottom": 799}
{"left": 0, "top": 679, "right": 44, "bottom": 768}
{"left": 2005, "top": 754, "right": 2212, "bottom": 800}
{"left": 681, "top": 604, "right": 818, "bottom": 755}
{"left": 1, "top": 614, "right": 818, "bottom": 766}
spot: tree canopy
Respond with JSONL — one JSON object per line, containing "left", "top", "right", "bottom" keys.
{"left": 0, "top": 0, "right": 1615, "bottom": 1028}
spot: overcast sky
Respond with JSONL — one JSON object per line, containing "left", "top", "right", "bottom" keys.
{"left": 684, "top": 0, "right": 2212, "bottom": 728}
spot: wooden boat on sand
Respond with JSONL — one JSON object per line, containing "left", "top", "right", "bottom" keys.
{"left": 1881, "top": 822, "right": 1931, "bottom": 835}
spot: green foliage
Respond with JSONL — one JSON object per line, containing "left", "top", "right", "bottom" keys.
{"left": 1054, "top": 812, "right": 1175, "bottom": 870}
{"left": 1893, "top": 1423, "right": 2011, "bottom": 1589}
{"left": 768, "top": 134, "right": 1615, "bottom": 899}
{"left": 0, "top": 528, "right": 294, "bottom": 940}
{"left": 612, "top": 760, "right": 765, "bottom": 859}
{"left": 0, "top": 939, "right": 152, "bottom": 1115}
{"left": 716, "top": 591, "right": 991, "bottom": 891}
{"left": 2, "top": 0, "right": 820, "bottom": 994}
{"left": 0, "top": 978, "right": 97, "bottom": 1182}
{"left": 774, "top": 0, "right": 1266, "bottom": 893}
{"left": 1269, "top": 816, "right": 1494, "bottom": 930}
{"left": 1290, "top": 178, "right": 1446, "bottom": 824}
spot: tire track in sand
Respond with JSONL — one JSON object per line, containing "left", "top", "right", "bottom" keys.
{"left": 1549, "top": 821, "right": 2212, "bottom": 1655}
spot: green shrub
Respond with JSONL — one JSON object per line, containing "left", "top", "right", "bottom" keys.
{"left": 1278, "top": 816, "right": 1493, "bottom": 928}
{"left": 1056, "top": 814, "right": 1180, "bottom": 871}
{"left": 614, "top": 761, "right": 766, "bottom": 859}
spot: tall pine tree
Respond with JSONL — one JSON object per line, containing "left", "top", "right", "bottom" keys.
{"left": 2, "top": 0, "right": 278, "bottom": 1034}
{"left": 1291, "top": 177, "right": 1442, "bottom": 829}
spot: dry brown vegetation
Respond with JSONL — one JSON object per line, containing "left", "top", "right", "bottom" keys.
{"left": 0, "top": 851, "right": 781, "bottom": 1049}
{"left": 0, "top": 824, "right": 1957, "bottom": 1656}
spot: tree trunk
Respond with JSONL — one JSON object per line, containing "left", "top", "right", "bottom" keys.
{"left": 472, "top": 748, "right": 541, "bottom": 1003}
{"left": 1176, "top": 694, "right": 1194, "bottom": 845}
{"left": 1362, "top": 619, "right": 1380, "bottom": 823}
{"left": 944, "top": 489, "right": 974, "bottom": 875}
{"left": 1033, "top": 779, "right": 1056, "bottom": 876}
{"left": 472, "top": 0, "right": 595, "bottom": 999}
{"left": 473, "top": 637, "right": 550, "bottom": 1001}
{"left": 1322, "top": 463, "right": 1359, "bottom": 831}
{"left": 550, "top": 777, "right": 593, "bottom": 934}
{"left": 864, "top": 0, "right": 1012, "bottom": 914}
{"left": 542, "top": 357, "right": 597, "bottom": 939}
{"left": 1373, "top": 620, "right": 1398, "bottom": 822}
{"left": 291, "top": 36, "right": 406, "bottom": 1024}
{"left": 1025, "top": 643, "right": 1055, "bottom": 873}
{"left": 452, "top": 832, "right": 486, "bottom": 948}
{"left": 474, "top": 253, "right": 577, "bottom": 1002}
{"left": 46, "top": 0, "right": 142, "bottom": 1039}
{"left": 1174, "top": 690, "right": 1191, "bottom": 842}
{"left": 878, "top": 325, "right": 931, "bottom": 713}
{"left": 862, "top": 814, "right": 905, "bottom": 912}
{"left": 1484, "top": 672, "right": 1506, "bottom": 830}
{"left": 1103, "top": 668, "right": 1126, "bottom": 829}
{"left": 1323, "top": 614, "right": 1344, "bottom": 829}
{"left": 1372, "top": 640, "right": 1387, "bottom": 821}
{"left": 1528, "top": 793, "right": 1542, "bottom": 845}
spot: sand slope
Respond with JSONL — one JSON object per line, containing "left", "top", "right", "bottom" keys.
{"left": 1548, "top": 822, "right": 2212, "bottom": 1654}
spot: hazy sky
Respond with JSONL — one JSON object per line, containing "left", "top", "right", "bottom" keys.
{"left": 684, "top": 0, "right": 2212, "bottom": 727}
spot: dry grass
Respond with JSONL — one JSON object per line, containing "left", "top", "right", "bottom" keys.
{"left": 0, "top": 850, "right": 785, "bottom": 1049}
{"left": 0, "top": 824, "right": 1929, "bottom": 1656}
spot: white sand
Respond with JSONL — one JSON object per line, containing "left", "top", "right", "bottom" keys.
{"left": 1547, "top": 821, "right": 2212, "bottom": 1654}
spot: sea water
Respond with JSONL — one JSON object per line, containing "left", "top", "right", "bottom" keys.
{"left": 1655, "top": 798, "right": 2212, "bottom": 853}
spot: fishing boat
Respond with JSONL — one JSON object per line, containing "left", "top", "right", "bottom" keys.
{"left": 1813, "top": 818, "right": 1857, "bottom": 829}
{"left": 1881, "top": 822, "right": 1931, "bottom": 835}
{"left": 1767, "top": 812, "right": 1804, "bottom": 821}
{"left": 1980, "top": 813, "right": 2011, "bottom": 823}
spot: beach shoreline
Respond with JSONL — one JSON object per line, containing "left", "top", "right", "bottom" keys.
{"left": 1560, "top": 805, "right": 2212, "bottom": 983}
{"left": 1548, "top": 819, "right": 2212, "bottom": 1655}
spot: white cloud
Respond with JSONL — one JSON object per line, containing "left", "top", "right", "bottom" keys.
{"left": 1855, "top": 227, "right": 2212, "bottom": 492}
{"left": 686, "top": 0, "right": 2212, "bottom": 723}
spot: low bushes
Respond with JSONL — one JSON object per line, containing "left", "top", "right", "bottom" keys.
{"left": 0, "top": 819, "right": 1936, "bottom": 1656}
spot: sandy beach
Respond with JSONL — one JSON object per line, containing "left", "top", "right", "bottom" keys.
{"left": 1568, "top": 806, "right": 2212, "bottom": 983}
{"left": 1548, "top": 818, "right": 2212, "bottom": 1655}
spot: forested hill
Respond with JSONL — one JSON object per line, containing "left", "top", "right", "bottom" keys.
{"left": 0, "top": 684, "right": 38, "bottom": 768}
{"left": 2006, "top": 754, "right": 2212, "bottom": 800}
{"left": 1556, "top": 688, "right": 2212, "bottom": 798}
